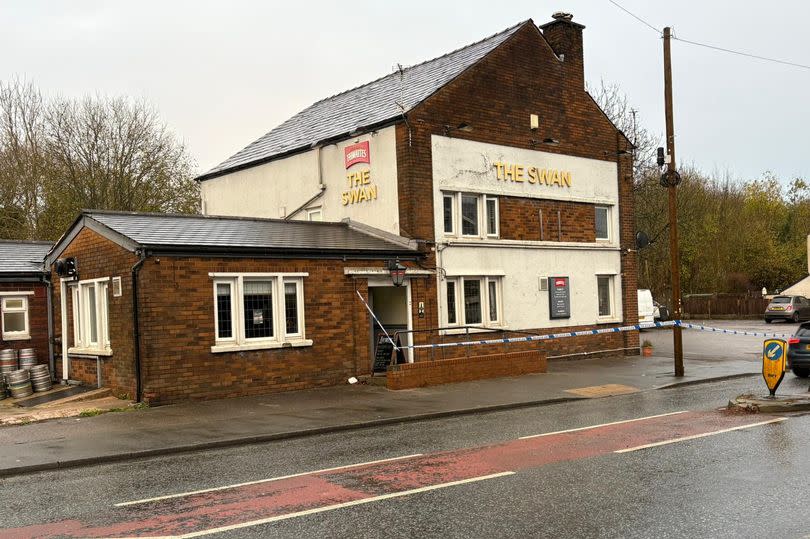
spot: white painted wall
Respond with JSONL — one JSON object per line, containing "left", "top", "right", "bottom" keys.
{"left": 201, "top": 126, "right": 400, "bottom": 234}
{"left": 432, "top": 135, "right": 624, "bottom": 330}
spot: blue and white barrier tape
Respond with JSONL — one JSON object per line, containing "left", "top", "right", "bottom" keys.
{"left": 401, "top": 320, "right": 790, "bottom": 350}
{"left": 677, "top": 321, "right": 790, "bottom": 339}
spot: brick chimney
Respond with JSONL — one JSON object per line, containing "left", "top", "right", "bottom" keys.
{"left": 540, "top": 12, "right": 586, "bottom": 89}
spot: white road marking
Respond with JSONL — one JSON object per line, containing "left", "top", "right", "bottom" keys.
{"left": 614, "top": 417, "right": 787, "bottom": 453}
{"left": 114, "top": 453, "right": 423, "bottom": 507}
{"left": 108, "top": 472, "right": 516, "bottom": 539}
{"left": 519, "top": 411, "right": 689, "bottom": 440}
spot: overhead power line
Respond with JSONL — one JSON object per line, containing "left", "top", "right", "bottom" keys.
{"left": 607, "top": 0, "right": 661, "bottom": 35}
{"left": 608, "top": 0, "right": 810, "bottom": 71}
{"left": 671, "top": 36, "right": 810, "bottom": 71}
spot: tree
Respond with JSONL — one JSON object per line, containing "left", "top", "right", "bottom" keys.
{"left": 0, "top": 79, "right": 199, "bottom": 240}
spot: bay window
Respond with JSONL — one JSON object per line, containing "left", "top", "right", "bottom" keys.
{"left": 211, "top": 273, "right": 309, "bottom": 352}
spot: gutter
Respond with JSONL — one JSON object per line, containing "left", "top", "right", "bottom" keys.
{"left": 131, "top": 250, "right": 147, "bottom": 402}
{"left": 45, "top": 275, "right": 55, "bottom": 381}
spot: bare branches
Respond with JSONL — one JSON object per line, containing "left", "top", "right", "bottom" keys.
{"left": 0, "top": 80, "right": 199, "bottom": 240}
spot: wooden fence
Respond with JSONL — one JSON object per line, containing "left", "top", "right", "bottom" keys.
{"left": 682, "top": 294, "right": 769, "bottom": 319}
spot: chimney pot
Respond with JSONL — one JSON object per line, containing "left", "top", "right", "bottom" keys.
{"left": 552, "top": 12, "right": 574, "bottom": 21}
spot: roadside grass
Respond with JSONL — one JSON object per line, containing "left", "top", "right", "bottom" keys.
{"left": 79, "top": 402, "right": 149, "bottom": 418}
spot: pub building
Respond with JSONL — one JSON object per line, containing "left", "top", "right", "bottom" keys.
{"left": 48, "top": 13, "right": 638, "bottom": 404}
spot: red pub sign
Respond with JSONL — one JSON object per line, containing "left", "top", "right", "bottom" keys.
{"left": 344, "top": 141, "right": 370, "bottom": 169}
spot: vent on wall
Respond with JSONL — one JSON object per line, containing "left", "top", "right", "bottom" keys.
{"left": 112, "top": 276, "right": 122, "bottom": 297}
{"left": 539, "top": 276, "right": 548, "bottom": 291}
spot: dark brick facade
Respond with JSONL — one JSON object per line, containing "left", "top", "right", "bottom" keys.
{"left": 51, "top": 227, "right": 140, "bottom": 398}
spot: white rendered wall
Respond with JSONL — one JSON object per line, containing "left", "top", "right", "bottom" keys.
{"left": 201, "top": 126, "right": 400, "bottom": 234}
{"left": 432, "top": 135, "right": 623, "bottom": 330}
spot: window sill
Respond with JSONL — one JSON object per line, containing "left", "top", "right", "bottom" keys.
{"left": 211, "top": 339, "right": 314, "bottom": 354}
{"left": 440, "top": 326, "right": 500, "bottom": 336}
{"left": 2, "top": 334, "right": 30, "bottom": 341}
{"left": 68, "top": 347, "right": 113, "bottom": 357}
{"left": 596, "top": 317, "right": 622, "bottom": 325}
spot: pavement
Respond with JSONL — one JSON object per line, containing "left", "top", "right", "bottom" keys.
{"left": 0, "top": 348, "right": 761, "bottom": 477}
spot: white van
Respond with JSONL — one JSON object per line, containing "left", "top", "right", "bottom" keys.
{"left": 637, "top": 289, "right": 655, "bottom": 324}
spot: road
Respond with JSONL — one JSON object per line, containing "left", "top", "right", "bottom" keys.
{"left": 644, "top": 318, "right": 798, "bottom": 362}
{"left": 2, "top": 374, "right": 809, "bottom": 539}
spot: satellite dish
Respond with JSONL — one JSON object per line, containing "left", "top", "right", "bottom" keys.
{"left": 635, "top": 231, "right": 650, "bottom": 249}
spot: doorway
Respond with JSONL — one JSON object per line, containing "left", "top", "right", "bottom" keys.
{"left": 368, "top": 282, "right": 412, "bottom": 366}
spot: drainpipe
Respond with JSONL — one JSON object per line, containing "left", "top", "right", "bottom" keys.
{"left": 45, "top": 276, "right": 55, "bottom": 381}
{"left": 131, "top": 250, "right": 147, "bottom": 402}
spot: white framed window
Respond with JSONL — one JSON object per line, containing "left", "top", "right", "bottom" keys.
{"left": 441, "top": 192, "right": 499, "bottom": 239}
{"left": 442, "top": 194, "right": 455, "bottom": 235}
{"left": 70, "top": 278, "right": 111, "bottom": 355}
{"left": 485, "top": 196, "right": 499, "bottom": 237}
{"left": 595, "top": 206, "right": 610, "bottom": 241}
{"left": 597, "top": 274, "right": 614, "bottom": 317}
{"left": 444, "top": 276, "right": 502, "bottom": 328}
{"left": 460, "top": 194, "right": 479, "bottom": 236}
{"left": 307, "top": 208, "right": 322, "bottom": 221}
{"left": 1, "top": 295, "right": 30, "bottom": 340}
{"left": 210, "top": 273, "right": 310, "bottom": 353}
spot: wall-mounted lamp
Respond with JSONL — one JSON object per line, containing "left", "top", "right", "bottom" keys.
{"left": 604, "top": 149, "right": 630, "bottom": 156}
{"left": 443, "top": 122, "right": 473, "bottom": 136}
{"left": 387, "top": 259, "right": 407, "bottom": 287}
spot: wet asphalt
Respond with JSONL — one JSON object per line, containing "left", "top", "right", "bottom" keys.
{"left": 2, "top": 374, "right": 808, "bottom": 538}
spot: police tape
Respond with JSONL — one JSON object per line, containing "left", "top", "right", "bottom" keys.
{"left": 676, "top": 321, "right": 791, "bottom": 339}
{"left": 399, "top": 320, "right": 791, "bottom": 350}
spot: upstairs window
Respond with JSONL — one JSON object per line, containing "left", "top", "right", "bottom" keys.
{"left": 461, "top": 194, "right": 479, "bottom": 236}
{"left": 595, "top": 206, "right": 610, "bottom": 241}
{"left": 442, "top": 192, "right": 499, "bottom": 239}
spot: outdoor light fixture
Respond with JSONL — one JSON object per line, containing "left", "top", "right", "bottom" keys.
{"left": 388, "top": 259, "right": 407, "bottom": 287}
{"left": 542, "top": 137, "right": 559, "bottom": 145}
{"left": 443, "top": 122, "right": 473, "bottom": 136}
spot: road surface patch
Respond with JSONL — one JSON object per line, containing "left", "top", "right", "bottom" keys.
{"left": 2, "top": 410, "right": 786, "bottom": 539}
{"left": 564, "top": 384, "right": 639, "bottom": 397}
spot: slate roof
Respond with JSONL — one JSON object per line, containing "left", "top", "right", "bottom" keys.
{"left": 198, "top": 21, "right": 528, "bottom": 181}
{"left": 81, "top": 211, "right": 417, "bottom": 255}
{"left": 0, "top": 240, "right": 52, "bottom": 275}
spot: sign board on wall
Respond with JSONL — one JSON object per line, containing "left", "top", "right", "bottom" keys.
{"left": 549, "top": 276, "right": 571, "bottom": 319}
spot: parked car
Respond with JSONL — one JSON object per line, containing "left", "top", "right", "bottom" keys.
{"left": 764, "top": 295, "right": 810, "bottom": 323}
{"left": 787, "top": 323, "right": 810, "bottom": 377}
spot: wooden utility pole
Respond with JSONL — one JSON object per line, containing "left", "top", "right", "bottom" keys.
{"left": 663, "top": 27, "right": 684, "bottom": 376}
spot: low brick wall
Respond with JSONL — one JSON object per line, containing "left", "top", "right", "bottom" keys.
{"left": 386, "top": 350, "right": 547, "bottom": 390}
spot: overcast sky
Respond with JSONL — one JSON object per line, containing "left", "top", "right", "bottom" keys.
{"left": 2, "top": 1, "right": 808, "bottom": 183}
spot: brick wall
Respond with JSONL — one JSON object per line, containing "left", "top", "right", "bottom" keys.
{"left": 0, "top": 282, "right": 49, "bottom": 368}
{"left": 136, "top": 257, "right": 433, "bottom": 404}
{"left": 51, "top": 227, "right": 140, "bottom": 398}
{"left": 499, "top": 196, "right": 597, "bottom": 242}
{"left": 396, "top": 21, "right": 639, "bottom": 354}
{"left": 386, "top": 349, "right": 547, "bottom": 390}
